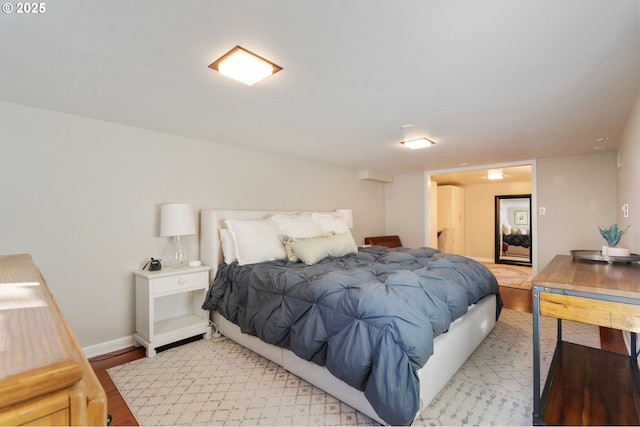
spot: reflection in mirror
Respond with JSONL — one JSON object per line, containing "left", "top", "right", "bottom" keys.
{"left": 495, "top": 194, "right": 532, "bottom": 266}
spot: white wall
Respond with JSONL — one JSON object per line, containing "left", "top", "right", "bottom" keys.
{"left": 615, "top": 85, "right": 640, "bottom": 353}
{"left": 536, "top": 152, "right": 617, "bottom": 269}
{"left": 383, "top": 172, "right": 426, "bottom": 248}
{"left": 427, "top": 178, "right": 438, "bottom": 248}
{"left": 0, "top": 101, "right": 386, "bottom": 351}
{"left": 617, "top": 87, "right": 640, "bottom": 252}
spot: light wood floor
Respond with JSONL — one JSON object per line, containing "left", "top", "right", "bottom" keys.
{"left": 89, "top": 287, "right": 627, "bottom": 426}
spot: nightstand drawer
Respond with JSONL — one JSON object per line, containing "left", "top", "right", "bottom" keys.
{"left": 153, "top": 271, "right": 208, "bottom": 295}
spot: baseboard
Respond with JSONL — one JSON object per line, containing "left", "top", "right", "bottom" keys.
{"left": 83, "top": 335, "right": 136, "bottom": 358}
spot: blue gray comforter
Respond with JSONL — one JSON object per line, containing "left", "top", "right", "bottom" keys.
{"left": 202, "top": 246, "right": 501, "bottom": 425}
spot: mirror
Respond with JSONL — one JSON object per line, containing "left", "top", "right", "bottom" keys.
{"left": 495, "top": 194, "right": 532, "bottom": 266}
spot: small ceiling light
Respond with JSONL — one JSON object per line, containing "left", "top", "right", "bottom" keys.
{"left": 487, "top": 169, "right": 504, "bottom": 180}
{"left": 401, "top": 138, "right": 435, "bottom": 149}
{"left": 209, "top": 46, "right": 282, "bottom": 86}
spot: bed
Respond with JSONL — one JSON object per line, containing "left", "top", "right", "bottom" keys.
{"left": 503, "top": 232, "right": 530, "bottom": 249}
{"left": 200, "top": 209, "right": 501, "bottom": 425}
{"left": 500, "top": 221, "right": 531, "bottom": 258}
{"left": 502, "top": 232, "right": 531, "bottom": 258}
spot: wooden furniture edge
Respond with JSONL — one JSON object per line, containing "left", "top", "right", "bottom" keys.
{"left": 0, "top": 254, "right": 107, "bottom": 425}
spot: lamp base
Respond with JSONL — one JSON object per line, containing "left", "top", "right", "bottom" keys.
{"left": 164, "top": 235, "right": 189, "bottom": 268}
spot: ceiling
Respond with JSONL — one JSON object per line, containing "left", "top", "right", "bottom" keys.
{"left": 430, "top": 165, "right": 532, "bottom": 186}
{"left": 1, "top": 0, "right": 638, "bottom": 175}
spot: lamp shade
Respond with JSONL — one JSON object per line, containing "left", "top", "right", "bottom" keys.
{"left": 160, "top": 203, "right": 196, "bottom": 237}
{"left": 334, "top": 209, "right": 354, "bottom": 229}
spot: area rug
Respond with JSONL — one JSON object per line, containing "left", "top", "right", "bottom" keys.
{"left": 108, "top": 309, "right": 599, "bottom": 426}
{"left": 483, "top": 262, "right": 533, "bottom": 290}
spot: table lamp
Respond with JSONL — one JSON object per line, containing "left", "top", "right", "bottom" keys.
{"left": 160, "top": 203, "right": 196, "bottom": 268}
{"left": 334, "top": 209, "right": 354, "bottom": 229}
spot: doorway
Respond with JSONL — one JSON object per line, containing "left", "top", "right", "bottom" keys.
{"left": 426, "top": 162, "right": 535, "bottom": 271}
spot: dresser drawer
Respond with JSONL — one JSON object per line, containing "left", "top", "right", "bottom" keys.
{"left": 152, "top": 271, "right": 208, "bottom": 295}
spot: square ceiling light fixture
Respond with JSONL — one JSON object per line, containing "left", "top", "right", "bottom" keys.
{"left": 401, "top": 138, "right": 436, "bottom": 149}
{"left": 209, "top": 46, "right": 282, "bottom": 86}
{"left": 487, "top": 169, "right": 504, "bottom": 180}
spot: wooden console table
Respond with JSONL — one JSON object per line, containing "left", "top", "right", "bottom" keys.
{"left": 532, "top": 254, "right": 640, "bottom": 425}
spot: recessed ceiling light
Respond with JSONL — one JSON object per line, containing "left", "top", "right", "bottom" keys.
{"left": 401, "top": 138, "right": 435, "bottom": 149}
{"left": 209, "top": 46, "right": 282, "bottom": 86}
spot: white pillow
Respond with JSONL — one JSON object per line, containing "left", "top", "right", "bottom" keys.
{"left": 289, "top": 231, "right": 358, "bottom": 265}
{"left": 501, "top": 222, "right": 512, "bottom": 235}
{"left": 271, "top": 213, "right": 321, "bottom": 238}
{"left": 311, "top": 212, "right": 350, "bottom": 234}
{"left": 225, "top": 218, "right": 287, "bottom": 265}
{"left": 219, "top": 228, "right": 237, "bottom": 264}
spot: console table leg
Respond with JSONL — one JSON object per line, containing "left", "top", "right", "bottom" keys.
{"left": 532, "top": 286, "right": 542, "bottom": 425}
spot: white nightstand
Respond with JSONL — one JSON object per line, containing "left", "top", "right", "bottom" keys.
{"left": 133, "top": 265, "right": 210, "bottom": 357}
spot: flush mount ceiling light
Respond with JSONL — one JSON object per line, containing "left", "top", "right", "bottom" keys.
{"left": 401, "top": 138, "right": 435, "bottom": 149}
{"left": 487, "top": 169, "right": 504, "bottom": 180}
{"left": 209, "top": 46, "right": 282, "bottom": 86}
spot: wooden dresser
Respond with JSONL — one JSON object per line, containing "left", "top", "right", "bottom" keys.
{"left": 0, "top": 254, "right": 107, "bottom": 425}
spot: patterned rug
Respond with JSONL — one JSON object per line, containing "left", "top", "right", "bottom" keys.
{"left": 483, "top": 263, "right": 532, "bottom": 290}
{"left": 108, "top": 309, "right": 599, "bottom": 426}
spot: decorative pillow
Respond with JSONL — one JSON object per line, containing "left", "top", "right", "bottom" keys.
{"left": 282, "top": 232, "right": 332, "bottom": 262}
{"left": 289, "top": 231, "right": 358, "bottom": 265}
{"left": 224, "top": 218, "right": 287, "bottom": 265}
{"left": 219, "top": 228, "right": 237, "bottom": 264}
{"left": 271, "top": 213, "right": 321, "bottom": 238}
{"left": 311, "top": 212, "right": 350, "bottom": 234}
